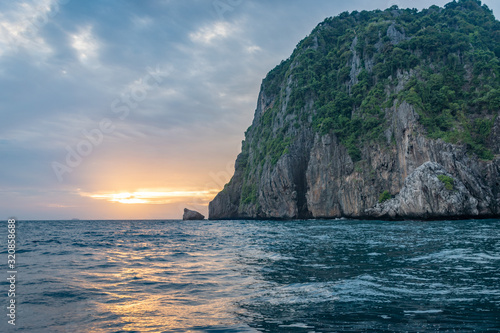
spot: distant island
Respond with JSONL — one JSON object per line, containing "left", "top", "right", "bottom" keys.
{"left": 183, "top": 208, "right": 205, "bottom": 220}
{"left": 209, "top": 0, "right": 500, "bottom": 220}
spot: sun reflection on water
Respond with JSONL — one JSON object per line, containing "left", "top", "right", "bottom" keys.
{"left": 75, "top": 244, "right": 244, "bottom": 332}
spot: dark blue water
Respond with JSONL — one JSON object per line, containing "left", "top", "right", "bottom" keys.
{"left": 1, "top": 219, "right": 499, "bottom": 332}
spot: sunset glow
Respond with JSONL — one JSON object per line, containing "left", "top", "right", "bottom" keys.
{"left": 84, "top": 189, "right": 220, "bottom": 205}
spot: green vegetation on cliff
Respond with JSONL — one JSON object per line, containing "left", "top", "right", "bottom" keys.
{"left": 438, "top": 174, "right": 455, "bottom": 191}
{"left": 378, "top": 190, "right": 392, "bottom": 203}
{"left": 251, "top": 0, "right": 499, "bottom": 163}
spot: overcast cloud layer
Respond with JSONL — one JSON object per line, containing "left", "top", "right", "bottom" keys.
{"left": 1, "top": 0, "right": 499, "bottom": 219}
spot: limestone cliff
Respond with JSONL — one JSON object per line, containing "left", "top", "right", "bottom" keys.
{"left": 209, "top": 1, "right": 500, "bottom": 220}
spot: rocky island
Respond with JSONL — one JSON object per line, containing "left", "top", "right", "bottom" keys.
{"left": 209, "top": 0, "right": 500, "bottom": 220}
{"left": 183, "top": 208, "right": 205, "bottom": 220}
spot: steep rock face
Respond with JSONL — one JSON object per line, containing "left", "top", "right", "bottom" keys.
{"left": 257, "top": 128, "right": 315, "bottom": 218}
{"left": 209, "top": 152, "right": 246, "bottom": 219}
{"left": 305, "top": 133, "right": 354, "bottom": 217}
{"left": 209, "top": 1, "right": 500, "bottom": 220}
{"left": 367, "top": 162, "right": 479, "bottom": 219}
{"left": 303, "top": 102, "right": 499, "bottom": 218}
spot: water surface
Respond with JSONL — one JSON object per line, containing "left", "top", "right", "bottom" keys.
{"left": 1, "top": 219, "right": 499, "bottom": 332}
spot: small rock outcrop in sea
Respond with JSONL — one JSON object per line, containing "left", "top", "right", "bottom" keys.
{"left": 209, "top": 1, "right": 500, "bottom": 220}
{"left": 183, "top": 208, "right": 205, "bottom": 220}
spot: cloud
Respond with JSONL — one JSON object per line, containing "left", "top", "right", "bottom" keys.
{"left": 0, "top": 0, "right": 63, "bottom": 58}
{"left": 189, "top": 21, "right": 232, "bottom": 44}
{"left": 131, "top": 15, "right": 153, "bottom": 29}
{"left": 70, "top": 25, "right": 100, "bottom": 66}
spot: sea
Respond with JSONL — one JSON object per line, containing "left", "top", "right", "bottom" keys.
{"left": 1, "top": 218, "right": 499, "bottom": 332}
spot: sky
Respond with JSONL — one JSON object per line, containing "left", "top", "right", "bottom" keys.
{"left": 1, "top": 0, "right": 499, "bottom": 220}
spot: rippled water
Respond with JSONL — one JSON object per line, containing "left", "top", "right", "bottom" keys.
{"left": 1, "top": 219, "right": 499, "bottom": 332}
